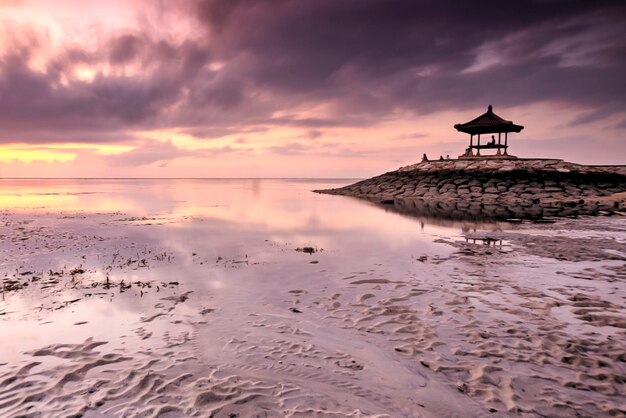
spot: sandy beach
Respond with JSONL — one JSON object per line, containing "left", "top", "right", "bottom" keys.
{"left": 0, "top": 179, "right": 624, "bottom": 417}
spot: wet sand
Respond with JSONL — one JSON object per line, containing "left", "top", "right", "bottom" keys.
{"left": 0, "top": 179, "right": 624, "bottom": 417}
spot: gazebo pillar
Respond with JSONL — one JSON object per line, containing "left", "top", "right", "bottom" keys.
{"left": 498, "top": 132, "right": 501, "bottom": 145}
{"left": 477, "top": 134, "right": 481, "bottom": 155}
{"left": 504, "top": 132, "right": 508, "bottom": 155}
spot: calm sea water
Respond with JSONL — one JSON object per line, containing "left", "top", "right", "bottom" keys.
{"left": 0, "top": 177, "right": 503, "bottom": 232}
{"left": 1, "top": 178, "right": 494, "bottom": 358}
{"left": 1, "top": 179, "right": 623, "bottom": 416}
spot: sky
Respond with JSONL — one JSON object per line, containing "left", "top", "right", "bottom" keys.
{"left": 0, "top": 0, "right": 624, "bottom": 178}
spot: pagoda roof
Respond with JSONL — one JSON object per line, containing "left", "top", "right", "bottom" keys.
{"left": 454, "top": 105, "right": 524, "bottom": 135}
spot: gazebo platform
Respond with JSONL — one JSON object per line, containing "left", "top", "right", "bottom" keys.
{"left": 458, "top": 153, "right": 518, "bottom": 160}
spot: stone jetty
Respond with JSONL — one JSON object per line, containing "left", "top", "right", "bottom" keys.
{"left": 316, "top": 159, "right": 626, "bottom": 220}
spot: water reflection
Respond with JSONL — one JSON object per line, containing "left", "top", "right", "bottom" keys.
{"left": 4, "top": 178, "right": 475, "bottom": 363}
{"left": 0, "top": 179, "right": 509, "bottom": 234}
{"left": 359, "top": 195, "right": 605, "bottom": 225}
{"left": 344, "top": 196, "right": 512, "bottom": 233}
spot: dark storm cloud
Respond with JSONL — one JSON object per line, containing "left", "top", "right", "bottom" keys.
{"left": 108, "top": 34, "right": 144, "bottom": 65}
{"left": 301, "top": 130, "right": 323, "bottom": 140}
{"left": 0, "top": 0, "right": 624, "bottom": 144}
{"left": 614, "top": 119, "right": 626, "bottom": 130}
{"left": 182, "top": 125, "right": 268, "bottom": 140}
{"left": 393, "top": 132, "right": 428, "bottom": 141}
{"left": 266, "top": 140, "right": 381, "bottom": 158}
{"left": 194, "top": 0, "right": 626, "bottom": 112}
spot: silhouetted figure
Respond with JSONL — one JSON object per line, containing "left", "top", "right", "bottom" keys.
{"left": 489, "top": 135, "right": 496, "bottom": 145}
{"left": 422, "top": 153, "right": 428, "bottom": 162}
{"left": 446, "top": 154, "right": 450, "bottom": 160}
{"left": 439, "top": 155, "right": 444, "bottom": 161}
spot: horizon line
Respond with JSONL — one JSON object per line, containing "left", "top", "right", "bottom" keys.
{"left": 0, "top": 177, "right": 362, "bottom": 180}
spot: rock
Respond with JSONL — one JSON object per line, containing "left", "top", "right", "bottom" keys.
{"left": 316, "top": 158, "right": 626, "bottom": 219}
{"left": 439, "top": 191, "right": 458, "bottom": 200}
{"left": 534, "top": 193, "right": 552, "bottom": 200}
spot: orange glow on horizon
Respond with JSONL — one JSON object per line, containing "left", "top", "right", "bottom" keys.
{"left": 0, "top": 147, "right": 75, "bottom": 163}
{"left": 1, "top": 100, "right": 624, "bottom": 177}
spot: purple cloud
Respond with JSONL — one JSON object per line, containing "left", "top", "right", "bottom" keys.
{"left": 0, "top": 0, "right": 624, "bottom": 146}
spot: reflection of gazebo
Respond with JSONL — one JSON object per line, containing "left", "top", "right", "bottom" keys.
{"left": 455, "top": 105, "right": 523, "bottom": 158}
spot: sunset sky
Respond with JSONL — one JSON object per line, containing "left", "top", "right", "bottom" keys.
{"left": 0, "top": 0, "right": 624, "bottom": 178}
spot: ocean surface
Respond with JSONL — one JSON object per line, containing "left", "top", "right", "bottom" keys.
{"left": 0, "top": 179, "right": 624, "bottom": 417}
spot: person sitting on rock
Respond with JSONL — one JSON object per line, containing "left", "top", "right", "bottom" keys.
{"left": 422, "top": 153, "right": 428, "bottom": 162}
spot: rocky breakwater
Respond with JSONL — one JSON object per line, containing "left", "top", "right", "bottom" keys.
{"left": 316, "top": 159, "right": 626, "bottom": 220}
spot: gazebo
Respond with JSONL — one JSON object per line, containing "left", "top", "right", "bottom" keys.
{"left": 455, "top": 105, "right": 523, "bottom": 158}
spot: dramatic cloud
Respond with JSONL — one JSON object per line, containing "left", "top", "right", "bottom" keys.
{"left": 192, "top": 0, "right": 626, "bottom": 112}
{"left": 0, "top": 0, "right": 624, "bottom": 174}
{"left": 106, "top": 140, "right": 191, "bottom": 166}
{"left": 106, "top": 139, "right": 249, "bottom": 166}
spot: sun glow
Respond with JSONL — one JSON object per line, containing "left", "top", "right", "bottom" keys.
{"left": 0, "top": 143, "right": 137, "bottom": 164}
{"left": 0, "top": 147, "right": 75, "bottom": 163}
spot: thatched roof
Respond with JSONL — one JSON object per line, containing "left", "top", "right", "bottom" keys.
{"left": 454, "top": 105, "right": 524, "bottom": 135}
